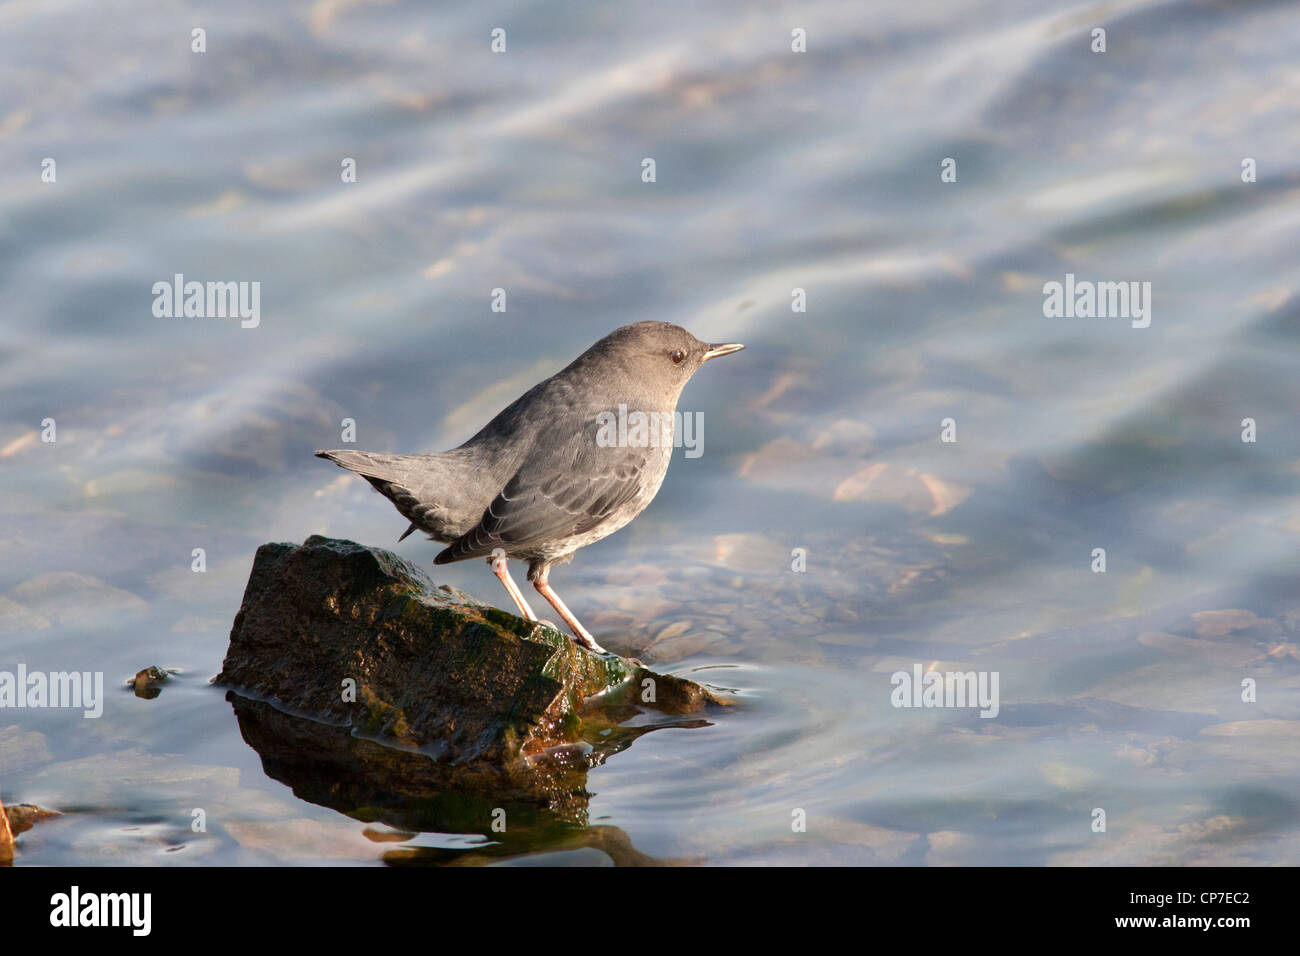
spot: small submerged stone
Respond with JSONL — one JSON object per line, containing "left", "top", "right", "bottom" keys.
{"left": 0, "top": 789, "right": 57, "bottom": 863}
{"left": 5, "top": 802, "right": 59, "bottom": 835}
{"left": 0, "top": 789, "right": 11, "bottom": 864}
{"left": 129, "top": 666, "right": 172, "bottom": 699}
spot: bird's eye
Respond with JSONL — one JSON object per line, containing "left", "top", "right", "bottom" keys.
{"left": 669, "top": 349, "right": 685, "bottom": 365}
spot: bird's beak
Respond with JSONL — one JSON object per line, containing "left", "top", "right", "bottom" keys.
{"left": 703, "top": 342, "right": 745, "bottom": 362}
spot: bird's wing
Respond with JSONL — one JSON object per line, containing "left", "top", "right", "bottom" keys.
{"left": 434, "top": 423, "right": 651, "bottom": 565}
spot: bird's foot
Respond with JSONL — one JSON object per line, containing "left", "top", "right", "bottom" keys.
{"left": 531, "top": 577, "right": 608, "bottom": 654}
{"left": 531, "top": 619, "right": 607, "bottom": 654}
{"left": 575, "top": 633, "right": 610, "bottom": 655}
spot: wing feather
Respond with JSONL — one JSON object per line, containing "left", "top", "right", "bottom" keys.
{"left": 434, "top": 441, "right": 650, "bottom": 564}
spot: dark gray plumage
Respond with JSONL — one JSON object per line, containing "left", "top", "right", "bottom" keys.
{"left": 316, "top": 321, "right": 744, "bottom": 652}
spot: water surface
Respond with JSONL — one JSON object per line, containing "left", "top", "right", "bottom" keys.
{"left": 2, "top": 0, "right": 1299, "bottom": 865}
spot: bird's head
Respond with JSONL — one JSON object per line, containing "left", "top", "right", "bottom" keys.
{"left": 576, "top": 321, "right": 745, "bottom": 405}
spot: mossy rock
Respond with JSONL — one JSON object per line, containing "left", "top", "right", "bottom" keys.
{"left": 216, "top": 536, "right": 725, "bottom": 766}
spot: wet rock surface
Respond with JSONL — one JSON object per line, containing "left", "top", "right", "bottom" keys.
{"left": 0, "top": 790, "right": 11, "bottom": 864}
{"left": 0, "top": 790, "right": 56, "bottom": 863}
{"left": 130, "top": 665, "right": 171, "bottom": 699}
{"left": 226, "top": 692, "right": 702, "bottom": 858}
{"left": 216, "top": 536, "right": 727, "bottom": 769}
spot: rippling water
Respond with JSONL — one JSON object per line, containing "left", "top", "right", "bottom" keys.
{"left": 2, "top": 0, "right": 1299, "bottom": 865}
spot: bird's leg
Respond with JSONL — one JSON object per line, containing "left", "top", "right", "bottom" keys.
{"left": 532, "top": 572, "right": 608, "bottom": 654}
{"left": 488, "top": 551, "right": 537, "bottom": 621}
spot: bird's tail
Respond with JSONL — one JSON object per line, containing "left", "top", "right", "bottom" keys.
{"left": 314, "top": 448, "right": 405, "bottom": 483}
{"left": 315, "top": 448, "right": 474, "bottom": 543}
{"left": 316, "top": 449, "right": 426, "bottom": 540}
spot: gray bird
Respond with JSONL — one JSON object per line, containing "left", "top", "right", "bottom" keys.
{"left": 316, "top": 322, "right": 744, "bottom": 654}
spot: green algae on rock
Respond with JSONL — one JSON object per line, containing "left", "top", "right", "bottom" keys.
{"left": 216, "top": 536, "right": 726, "bottom": 766}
